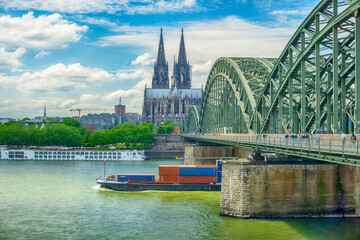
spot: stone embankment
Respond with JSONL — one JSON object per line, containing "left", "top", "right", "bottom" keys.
{"left": 145, "top": 134, "right": 185, "bottom": 159}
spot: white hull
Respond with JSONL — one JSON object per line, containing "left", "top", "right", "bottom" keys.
{"left": 0, "top": 149, "right": 145, "bottom": 161}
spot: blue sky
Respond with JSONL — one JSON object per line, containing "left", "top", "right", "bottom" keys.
{"left": 0, "top": 0, "right": 318, "bottom": 119}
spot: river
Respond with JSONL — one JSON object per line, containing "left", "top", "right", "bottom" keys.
{"left": 1, "top": 160, "right": 360, "bottom": 240}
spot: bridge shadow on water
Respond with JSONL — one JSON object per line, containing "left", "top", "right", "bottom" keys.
{"left": 283, "top": 218, "right": 360, "bottom": 240}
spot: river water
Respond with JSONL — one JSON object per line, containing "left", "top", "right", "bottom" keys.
{"left": 1, "top": 159, "right": 360, "bottom": 240}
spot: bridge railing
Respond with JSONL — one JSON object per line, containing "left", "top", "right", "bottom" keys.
{"left": 184, "top": 134, "right": 360, "bottom": 157}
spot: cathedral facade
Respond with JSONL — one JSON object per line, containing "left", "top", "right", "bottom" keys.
{"left": 142, "top": 29, "right": 203, "bottom": 130}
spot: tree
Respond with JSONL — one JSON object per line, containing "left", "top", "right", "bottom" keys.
{"left": 164, "top": 120, "right": 174, "bottom": 126}
{"left": 63, "top": 117, "right": 81, "bottom": 128}
{"left": 157, "top": 125, "right": 166, "bottom": 134}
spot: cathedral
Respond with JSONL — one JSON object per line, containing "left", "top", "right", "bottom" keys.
{"left": 142, "top": 28, "right": 203, "bottom": 130}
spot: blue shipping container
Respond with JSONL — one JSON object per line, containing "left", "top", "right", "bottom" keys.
{"left": 179, "top": 167, "right": 216, "bottom": 176}
{"left": 216, "top": 160, "right": 223, "bottom": 183}
{"left": 117, "top": 174, "right": 155, "bottom": 182}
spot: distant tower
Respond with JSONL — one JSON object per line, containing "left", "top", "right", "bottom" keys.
{"left": 44, "top": 103, "right": 47, "bottom": 119}
{"left": 152, "top": 28, "right": 169, "bottom": 89}
{"left": 173, "top": 28, "right": 191, "bottom": 89}
{"left": 115, "top": 97, "right": 126, "bottom": 117}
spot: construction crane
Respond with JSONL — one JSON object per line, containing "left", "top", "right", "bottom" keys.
{"left": 69, "top": 108, "right": 114, "bottom": 121}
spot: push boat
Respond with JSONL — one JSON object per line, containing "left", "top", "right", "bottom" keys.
{"left": 96, "top": 161, "right": 223, "bottom": 192}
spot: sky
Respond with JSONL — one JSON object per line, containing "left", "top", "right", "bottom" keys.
{"left": 0, "top": 0, "right": 319, "bottom": 119}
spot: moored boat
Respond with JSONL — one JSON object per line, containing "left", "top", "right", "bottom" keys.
{"left": 0, "top": 148, "right": 145, "bottom": 161}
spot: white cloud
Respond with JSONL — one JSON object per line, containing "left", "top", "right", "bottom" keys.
{"left": 99, "top": 16, "right": 295, "bottom": 88}
{"left": 12, "top": 63, "right": 115, "bottom": 93}
{"left": 0, "top": 12, "right": 88, "bottom": 49}
{"left": 131, "top": 53, "right": 154, "bottom": 66}
{"left": 35, "top": 50, "right": 51, "bottom": 59}
{"left": 0, "top": 0, "right": 199, "bottom": 14}
{"left": 269, "top": 10, "right": 308, "bottom": 15}
{"left": 59, "top": 99, "right": 77, "bottom": 108}
{"left": 116, "top": 68, "right": 152, "bottom": 81}
{"left": 0, "top": 47, "right": 26, "bottom": 71}
{"left": 80, "top": 94, "right": 100, "bottom": 102}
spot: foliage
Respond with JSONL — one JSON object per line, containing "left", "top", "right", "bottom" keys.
{"left": 157, "top": 121, "right": 174, "bottom": 134}
{"left": 0, "top": 121, "right": 154, "bottom": 148}
{"left": 62, "top": 117, "right": 81, "bottom": 128}
{"left": 164, "top": 120, "right": 174, "bottom": 126}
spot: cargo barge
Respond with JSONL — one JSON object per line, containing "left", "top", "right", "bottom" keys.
{"left": 97, "top": 161, "right": 223, "bottom": 192}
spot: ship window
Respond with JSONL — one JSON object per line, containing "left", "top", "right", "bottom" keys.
{"left": 35, "top": 155, "right": 38, "bottom": 158}
{"left": 62, "top": 152, "right": 65, "bottom": 155}
{"left": 94, "top": 152, "right": 98, "bottom": 155}
{"left": 85, "top": 156, "right": 88, "bottom": 159}
{"left": 90, "top": 152, "right": 93, "bottom": 155}
{"left": 71, "top": 156, "right": 75, "bottom": 158}
{"left": 67, "top": 156, "right": 70, "bottom": 158}
{"left": 90, "top": 156, "right": 93, "bottom": 159}
{"left": 35, "top": 152, "right": 38, "bottom": 154}
{"left": 71, "top": 152, "right": 75, "bottom": 155}
{"left": 81, "top": 152, "right": 84, "bottom": 155}
{"left": 133, "top": 153, "right": 136, "bottom": 155}
{"left": 85, "top": 152, "right": 89, "bottom": 155}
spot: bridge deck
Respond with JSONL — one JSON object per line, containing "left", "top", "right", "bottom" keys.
{"left": 183, "top": 134, "right": 360, "bottom": 166}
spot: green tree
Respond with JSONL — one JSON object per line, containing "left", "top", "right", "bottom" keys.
{"left": 164, "top": 120, "right": 174, "bottom": 126}
{"left": 157, "top": 125, "right": 166, "bottom": 134}
{"left": 63, "top": 117, "right": 81, "bottom": 128}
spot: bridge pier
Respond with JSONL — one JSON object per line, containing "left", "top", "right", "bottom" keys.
{"left": 220, "top": 160, "right": 360, "bottom": 218}
{"left": 184, "top": 144, "right": 252, "bottom": 165}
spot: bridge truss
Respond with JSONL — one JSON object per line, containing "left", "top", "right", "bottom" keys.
{"left": 188, "top": 0, "right": 360, "bottom": 134}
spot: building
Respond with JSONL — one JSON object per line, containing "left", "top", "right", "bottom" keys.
{"left": 0, "top": 118, "right": 15, "bottom": 124}
{"left": 81, "top": 113, "right": 120, "bottom": 132}
{"left": 142, "top": 29, "right": 203, "bottom": 131}
{"left": 115, "top": 97, "right": 126, "bottom": 117}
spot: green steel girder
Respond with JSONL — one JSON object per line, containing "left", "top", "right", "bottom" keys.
{"left": 199, "top": 57, "right": 274, "bottom": 133}
{"left": 188, "top": 105, "right": 201, "bottom": 133}
{"left": 187, "top": 0, "right": 360, "bottom": 135}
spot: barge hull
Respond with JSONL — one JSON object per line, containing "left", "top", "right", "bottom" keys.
{"left": 98, "top": 181, "right": 221, "bottom": 191}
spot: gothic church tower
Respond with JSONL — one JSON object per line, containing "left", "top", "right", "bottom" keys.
{"left": 152, "top": 28, "right": 169, "bottom": 89}
{"left": 173, "top": 29, "right": 191, "bottom": 89}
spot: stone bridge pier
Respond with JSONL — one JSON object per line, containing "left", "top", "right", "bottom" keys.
{"left": 184, "top": 144, "right": 253, "bottom": 165}
{"left": 220, "top": 160, "right": 360, "bottom": 218}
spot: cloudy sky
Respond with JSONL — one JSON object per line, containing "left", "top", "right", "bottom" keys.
{"left": 0, "top": 0, "right": 318, "bottom": 119}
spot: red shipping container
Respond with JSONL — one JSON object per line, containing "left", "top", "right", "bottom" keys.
{"left": 160, "top": 175, "right": 180, "bottom": 183}
{"left": 179, "top": 176, "right": 217, "bottom": 183}
{"left": 159, "top": 166, "right": 179, "bottom": 176}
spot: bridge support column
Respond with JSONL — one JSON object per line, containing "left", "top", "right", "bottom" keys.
{"left": 184, "top": 144, "right": 252, "bottom": 165}
{"left": 220, "top": 160, "right": 360, "bottom": 218}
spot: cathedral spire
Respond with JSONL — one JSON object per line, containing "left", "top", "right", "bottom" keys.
{"left": 157, "top": 28, "right": 166, "bottom": 65}
{"left": 152, "top": 28, "right": 169, "bottom": 89}
{"left": 178, "top": 28, "right": 187, "bottom": 65}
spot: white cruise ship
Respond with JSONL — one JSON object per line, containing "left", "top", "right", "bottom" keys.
{"left": 0, "top": 148, "right": 145, "bottom": 161}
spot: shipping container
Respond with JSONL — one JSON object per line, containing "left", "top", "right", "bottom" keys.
{"left": 178, "top": 165, "right": 216, "bottom": 167}
{"left": 179, "top": 176, "right": 217, "bottom": 183}
{"left": 159, "top": 175, "right": 180, "bottom": 182}
{"left": 159, "top": 166, "right": 179, "bottom": 176}
{"left": 117, "top": 174, "right": 155, "bottom": 182}
{"left": 216, "top": 160, "right": 223, "bottom": 183}
{"left": 179, "top": 166, "right": 216, "bottom": 176}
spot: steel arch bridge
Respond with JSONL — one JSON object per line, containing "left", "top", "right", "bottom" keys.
{"left": 188, "top": 0, "right": 360, "bottom": 135}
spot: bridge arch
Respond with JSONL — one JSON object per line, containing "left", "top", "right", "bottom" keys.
{"left": 188, "top": 105, "right": 201, "bottom": 133}
{"left": 199, "top": 57, "right": 275, "bottom": 133}
{"left": 192, "top": 0, "right": 360, "bottom": 134}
